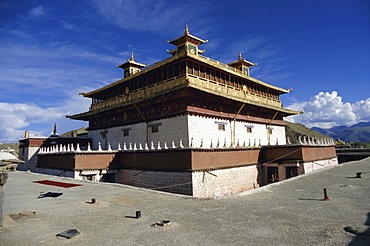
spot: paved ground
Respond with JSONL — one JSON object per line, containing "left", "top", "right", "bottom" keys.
{"left": 1, "top": 158, "right": 370, "bottom": 246}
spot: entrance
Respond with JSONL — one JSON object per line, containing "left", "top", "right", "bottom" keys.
{"left": 267, "top": 167, "right": 279, "bottom": 183}
{"left": 286, "top": 166, "right": 298, "bottom": 179}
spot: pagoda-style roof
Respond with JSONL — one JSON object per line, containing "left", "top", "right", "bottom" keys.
{"left": 167, "top": 25, "right": 208, "bottom": 46}
{"left": 116, "top": 53, "right": 147, "bottom": 69}
{"left": 167, "top": 48, "right": 206, "bottom": 56}
{"left": 78, "top": 50, "right": 291, "bottom": 99}
{"left": 228, "top": 52, "right": 257, "bottom": 68}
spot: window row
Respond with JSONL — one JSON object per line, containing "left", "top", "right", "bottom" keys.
{"left": 92, "top": 61, "right": 186, "bottom": 102}
{"left": 187, "top": 61, "right": 280, "bottom": 101}
{"left": 91, "top": 59, "right": 280, "bottom": 103}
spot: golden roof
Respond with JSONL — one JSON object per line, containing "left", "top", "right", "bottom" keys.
{"left": 116, "top": 52, "right": 147, "bottom": 69}
{"left": 167, "top": 25, "right": 208, "bottom": 46}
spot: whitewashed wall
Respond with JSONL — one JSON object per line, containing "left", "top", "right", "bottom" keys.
{"left": 17, "top": 146, "right": 39, "bottom": 171}
{"left": 303, "top": 157, "right": 339, "bottom": 173}
{"left": 192, "top": 165, "right": 259, "bottom": 197}
{"left": 187, "top": 115, "right": 287, "bottom": 147}
{"left": 88, "top": 114, "right": 287, "bottom": 150}
{"left": 88, "top": 115, "right": 189, "bottom": 150}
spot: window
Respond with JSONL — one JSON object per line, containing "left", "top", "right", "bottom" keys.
{"left": 100, "top": 130, "right": 107, "bottom": 139}
{"left": 194, "top": 63, "right": 199, "bottom": 76}
{"left": 245, "top": 125, "right": 253, "bottom": 133}
{"left": 121, "top": 128, "right": 131, "bottom": 137}
{"left": 148, "top": 123, "right": 162, "bottom": 133}
{"left": 200, "top": 65, "right": 205, "bottom": 78}
{"left": 187, "top": 61, "right": 193, "bottom": 74}
{"left": 215, "top": 121, "right": 227, "bottom": 131}
{"left": 84, "top": 175, "right": 94, "bottom": 181}
{"left": 267, "top": 167, "right": 278, "bottom": 183}
{"left": 243, "top": 67, "right": 250, "bottom": 76}
{"left": 286, "top": 166, "right": 298, "bottom": 179}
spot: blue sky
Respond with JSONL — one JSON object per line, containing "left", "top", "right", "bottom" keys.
{"left": 0, "top": 0, "right": 369, "bottom": 142}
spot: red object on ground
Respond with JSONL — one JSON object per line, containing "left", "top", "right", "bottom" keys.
{"left": 323, "top": 188, "right": 330, "bottom": 200}
{"left": 33, "top": 180, "right": 82, "bottom": 188}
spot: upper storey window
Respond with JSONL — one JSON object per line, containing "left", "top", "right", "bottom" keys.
{"left": 243, "top": 67, "right": 250, "bottom": 76}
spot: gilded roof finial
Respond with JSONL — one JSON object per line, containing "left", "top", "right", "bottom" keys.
{"left": 184, "top": 24, "right": 189, "bottom": 35}
{"left": 238, "top": 51, "right": 243, "bottom": 60}
{"left": 50, "top": 123, "right": 59, "bottom": 137}
{"left": 53, "top": 123, "right": 57, "bottom": 135}
{"left": 130, "top": 52, "right": 135, "bottom": 61}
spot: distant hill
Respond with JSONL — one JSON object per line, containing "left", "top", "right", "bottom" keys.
{"left": 61, "top": 127, "right": 88, "bottom": 137}
{"left": 285, "top": 121, "right": 331, "bottom": 144}
{"left": 0, "top": 143, "right": 19, "bottom": 157}
{"left": 311, "top": 121, "right": 370, "bottom": 142}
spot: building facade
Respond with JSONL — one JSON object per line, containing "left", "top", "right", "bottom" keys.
{"left": 69, "top": 26, "right": 298, "bottom": 150}
{"left": 32, "top": 27, "right": 338, "bottom": 197}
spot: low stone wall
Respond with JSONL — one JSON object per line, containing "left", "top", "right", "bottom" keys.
{"left": 116, "top": 164, "right": 261, "bottom": 198}
{"left": 34, "top": 145, "right": 340, "bottom": 197}
{"left": 34, "top": 168, "right": 77, "bottom": 178}
{"left": 37, "top": 152, "right": 116, "bottom": 170}
{"left": 192, "top": 165, "right": 260, "bottom": 197}
{"left": 302, "top": 157, "right": 339, "bottom": 173}
{"left": 117, "top": 169, "right": 193, "bottom": 195}
{"left": 114, "top": 148, "right": 260, "bottom": 171}
{"left": 260, "top": 145, "right": 337, "bottom": 163}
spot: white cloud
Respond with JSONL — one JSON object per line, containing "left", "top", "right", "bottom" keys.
{"left": 0, "top": 44, "right": 120, "bottom": 100}
{"left": 29, "top": 6, "right": 46, "bottom": 18}
{"left": 353, "top": 98, "right": 370, "bottom": 122}
{"left": 61, "top": 20, "right": 75, "bottom": 30}
{"left": 286, "top": 91, "right": 370, "bottom": 128}
{"left": 0, "top": 102, "right": 61, "bottom": 142}
{"left": 0, "top": 43, "right": 110, "bottom": 142}
{"left": 0, "top": 94, "right": 90, "bottom": 143}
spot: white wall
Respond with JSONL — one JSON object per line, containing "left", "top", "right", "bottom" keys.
{"left": 88, "top": 115, "right": 189, "bottom": 150}
{"left": 303, "top": 157, "right": 339, "bottom": 173}
{"left": 187, "top": 115, "right": 286, "bottom": 147}
{"left": 192, "top": 165, "right": 259, "bottom": 197}
{"left": 17, "top": 146, "right": 39, "bottom": 171}
{"left": 88, "top": 114, "right": 287, "bottom": 150}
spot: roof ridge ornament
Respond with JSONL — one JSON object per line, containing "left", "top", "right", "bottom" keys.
{"left": 50, "top": 123, "right": 59, "bottom": 137}
{"left": 53, "top": 123, "right": 57, "bottom": 135}
{"left": 129, "top": 52, "right": 134, "bottom": 61}
{"left": 184, "top": 24, "right": 189, "bottom": 35}
{"left": 238, "top": 51, "right": 243, "bottom": 60}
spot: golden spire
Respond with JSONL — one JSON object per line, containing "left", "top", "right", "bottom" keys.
{"left": 184, "top": 24, "right": 189, "bottom": 35}
{"left": 130, "top": 52, "right": 134, "bottom": 61}
{"left": 238, "top": 51, "right": 243, "bottom": 60}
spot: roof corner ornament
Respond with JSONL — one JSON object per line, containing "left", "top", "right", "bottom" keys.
{"left": 184, "top": 24, "right": 189, "bottom": 35}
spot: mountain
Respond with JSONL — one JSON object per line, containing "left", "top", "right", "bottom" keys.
{"left": 311, "top": 121, "right": 370, "bottom": 142}
{"left": 285, "top": 121, "right": 331, "bottom": 144}
{"left": 0, "top": 143, "right": 19, "bottom": 157}
{"left": 60, "top": 127, "right": 88, "bottom": 137}
{"left": 311, "top": 125, "right": 347, "bottom": 135}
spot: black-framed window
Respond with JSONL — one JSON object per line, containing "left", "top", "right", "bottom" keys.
{"left": 148, "top": 123, "right": 162, "bottom": 133}
{"left": 121, "top": 128, "right": 131, "bottom": 136}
